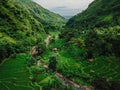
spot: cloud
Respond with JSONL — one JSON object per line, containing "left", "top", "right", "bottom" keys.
{"left": 50, "top": 7, "right": 82, "bottom": 16}
{"left": 32, "top": 0, "right": 94, "bottom": 16}
{"left": 55, "top": 6, "right": 67, "bottom": 9}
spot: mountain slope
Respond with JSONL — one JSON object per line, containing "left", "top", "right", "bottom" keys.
{"left": 62, "top": 0, "right": 120, "bottom": 56}
{"left": 0, "top": 0, "right": 46, "bottom": 61}
{"left": 0, "top": 0, "right": 66, "bottom": 62}
{"left": 66, "top": 0, "right": 120, "bottom": 29}
{"left": 14, "top": 0, "right": 66, "bottom": 31}
{"left": 58, "top": 0, "right": 120, "bottom": 89}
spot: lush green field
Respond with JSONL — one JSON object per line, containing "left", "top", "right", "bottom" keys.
{"left": 41, "top": 31, "right": 120, "bottom": 88}
{"left": 0, "top": 54, "right": 38, "bottom": 90}
{"left": 42, "top": 49, "right": 120, "bottom": 85}
{"left": 0, "top": 0, "right": 120, "bottom": 89}
{"left": 0, "top": 53, "right": 73, "bottom": 90}
{"left": 58, "top": 54, "right": 120, "bottom": 85}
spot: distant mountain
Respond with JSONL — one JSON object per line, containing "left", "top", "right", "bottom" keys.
{"left": 63, "top": 16, "right": 72, "bottom": 19}
{"left": 66, "top": 0, "right": 120, "bottom": 29}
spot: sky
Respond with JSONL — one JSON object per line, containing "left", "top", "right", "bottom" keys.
{"left": 32, "top": 0, "right": 94, "bottom": 17}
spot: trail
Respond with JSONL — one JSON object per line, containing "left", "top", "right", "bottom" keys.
{"left": 56, "top": 72, "right": 90, "bottom": 90}
{"left": 37, "top": 61, "right": 91, "bottom": 90}
{"left": 41, "top": 35, "right": 92, "bottom": 90}
{"left": 45, "top": 35, "right": 51, "bottom": 47}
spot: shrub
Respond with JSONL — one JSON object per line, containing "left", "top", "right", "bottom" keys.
{"left": 26, "top": 56, "right": 35, "bottom": 67}
{"left": 48, "top": 56, "right": 57, "bottom": 71}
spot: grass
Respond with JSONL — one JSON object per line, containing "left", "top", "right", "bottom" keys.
{"left": 1, "top": 31, "right": 119, "bottom": 89}
{"left": 0, "top": 53, "right": 69, "bottom": 90}
{"left": 42, "top": 32, "right": 120, "bottom": 87}
{"left": 56, "top": 53, "right": 120, "bottom": 86}
{"left": 0, "top": 54, "right": 39, "bottom": 90}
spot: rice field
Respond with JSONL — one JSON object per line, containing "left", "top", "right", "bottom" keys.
{"left": 56, "top": 53, "right": 120, "bottom": 86}
{"left": 0, "top": 54, "right": 40, "bottom": 90}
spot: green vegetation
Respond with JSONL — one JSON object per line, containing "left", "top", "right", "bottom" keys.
{"left": 0, "top": 0, "right": 66, "bottom": 62}
{"left": 0, "top": 0, "right": 120, "bottom": 90}
{"left": 42, "top": 33, "right": 120, "bottom": 89}
{"left": 0, "top": 54, "right": 34, "bottom": 90}
{"left": 0, "top": 0, "right": 46, "bottom": 62}
{"left": 66, "top": 0, "right": 120, "bottom": 28}
{"left": 48, "top": 56, "right": 57, "bottom": 71}
{"left": 0, "top": 54, "right": 74, "bottom": 90}
{"left": 13, "top": 0, "right": 66, "bottom": 32}
{"left": 57, "top": 0, "right": 120, "bottom": 89}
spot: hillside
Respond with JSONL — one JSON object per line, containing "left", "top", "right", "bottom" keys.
{"left": 14, "top": 0, "right": 66, "bottom": 31}
{"left": 0, "top": 0, "right": 66, "bottom": 62}
{"left": 61, "top": 0, "right": 120, "bottom": 56}
{"left": 57, "top": 0, "right": 120, "bottom": 89}
{"left": 0, "top": 0, "right": 70, "bottom": 90}
{"left": 0, "top": 0, "right": 44, "bottom": 62}
{"left": 66, "top": 0, "right": 120, "bottom": 29}
{"left": 0, "top": 0, "right": 120, "bottom": 90}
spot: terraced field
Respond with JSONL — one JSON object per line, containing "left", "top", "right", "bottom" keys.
{"left": 56, "top": 54, "right": 120, "bottom": 86}
{"left": 0, "top": 54, "right": 40, "bottom": 90}
{"left": 41, "top": 32, "right": 120, "bottom": 87}
{"left": 0, "top": 53, "right": 69, "bottom": 90}
{"left": 83, "top": 57, "right": 120, "bottom": 80}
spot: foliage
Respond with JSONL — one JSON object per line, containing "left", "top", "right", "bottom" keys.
{"left": 0, "top": 53, "right": 75, "bottom": 90}
{"left": 0, "top": 54, "right": 38, "bottom": 90}
{"left": 0, "top": 0, "right": 66, "bottom": 62}
{"left": 66, "top": 0, "right": 120, "bottom": 29}
{"left": 26, "top": 55, "right": 36, "bottom": 67}
{"left": 57, "top": 0, "right": 120, "bottom": 88}
{"left": 84, "top": 27, "right": 120, "bottom": 56}
{"left": 13, "top": 0, "right": 66, "bottom": 31}
{"left": 93, "top": 78, "right": 120, "bottom": 90}
{"left": 0, "top": 0, "right": 47, "bottom": 62}
{"left": 48, "top": 56, "right": 57, "bottom": 71}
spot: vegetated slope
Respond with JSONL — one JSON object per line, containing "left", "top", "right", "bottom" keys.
{"left": 58, "top": 0, "right": 120, "bottom": 89}
{"left": 0, "top": 54, "right": 35, "bottom": 90}
{"left": 61, "top": 0, "right": 120, "bottom": 56}
{"left": 0, "top": 0, "right": 66, "bottom": 62}
{"left": 0, "top": 0, "right": 46, "bottom": 62}
{"left": 14, "top": 0, "right": 66, "bottom": 31}
{"left": 66, "top": 0, "right": 120, "bottom": 28}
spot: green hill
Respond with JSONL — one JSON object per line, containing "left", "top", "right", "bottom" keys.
{"left": 61, "top": 0, "right": 120, "bottom": 56}
{"left": 58, "top": 0, "right": 120, "bottom": 89}
{"left": 0, "top": 0, "right": 66, "bottom": 62}
{"left": 66, "top": 0, "right": 120, "bottom": 29}
{"left": 14, "top": 0, "right": 66, "bottom": 31}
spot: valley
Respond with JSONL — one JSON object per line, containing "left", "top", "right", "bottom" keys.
{"left": 0, "top": 0, "right": 120, "bottom": 90}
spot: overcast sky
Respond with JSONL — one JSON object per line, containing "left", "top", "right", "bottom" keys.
{"left": 32, "top": 0, "right": 94, "bottom": 16}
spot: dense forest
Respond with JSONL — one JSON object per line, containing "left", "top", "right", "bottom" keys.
{"left": 59, "top": 0, "right": 120, "bottom": 89}
{"left": 0, "top": 0, "right": 66, "bottom": 62}
{"left": 0, "top": 0, "right": 120, "bottom": 90}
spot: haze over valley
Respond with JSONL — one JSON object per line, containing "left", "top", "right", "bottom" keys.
{"left": 33, "top": 0, "right": 94, "bottom": 18}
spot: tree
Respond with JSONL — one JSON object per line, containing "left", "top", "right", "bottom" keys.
{"left": 26, "top": 55, "right": 35, "bottom": 67}
{"left": 48, "top": 56, "right": 57, "bottom": 71}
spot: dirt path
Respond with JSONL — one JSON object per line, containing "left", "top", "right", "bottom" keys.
{"left": 56, "top": 72, "right": 85, "bottom": 90}
{"left": 36, "top": 61, "right": 92, "bottom": 90}
{"left": 45, "top": 35, "right": 51, "bottom": 47}
{"left": 38, "top": 35, "right": 92, "bottom": 90}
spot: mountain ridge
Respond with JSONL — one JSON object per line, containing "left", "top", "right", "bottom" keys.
{"left": 66, "top": 0, "right": 120, "bottom": 29}
{"left": 14, "top": 0, "right": 66, "bottom": 30}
